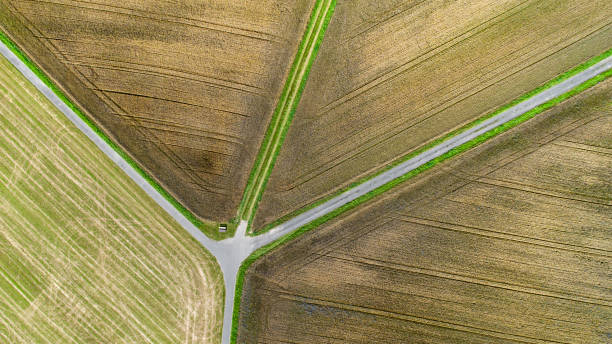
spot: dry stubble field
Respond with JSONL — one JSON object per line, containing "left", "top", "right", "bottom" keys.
{"left": 238, "top": 79, "right": 612, "bottom": 343}
{"left": 0, "top": 54, "right": 223, "bottom": 342}
{"left": 253, "top": 0, "right": 612, "bottom": 230}
{"left": 0, "top": 0, "right": 314, "bottom": 225}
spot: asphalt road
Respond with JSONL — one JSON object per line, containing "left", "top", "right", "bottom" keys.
{"left": 2, "top": 38, "right": 610, "bottom": 344}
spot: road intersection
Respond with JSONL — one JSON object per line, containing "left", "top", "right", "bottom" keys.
{"left": 2, "top": 39, "right": 611, "bottom": 344}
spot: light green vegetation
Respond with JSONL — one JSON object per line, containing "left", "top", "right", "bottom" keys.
{"left": 236, "top": 0, "right": 336, "bottom": 227}
{"left": 231, "top": 53, "right": 612, "bottom": 341}
{"left": 0, "top": 30, "right": 234, "bottom": 240}
{"left": 254, "top": 47, "right": 612, "bottom": 235}
{"left": 0, "top": 54, "right": 223, "bottom": 343}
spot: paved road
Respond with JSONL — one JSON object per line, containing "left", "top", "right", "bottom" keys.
{"left": 3, "top": 38, "right": 611, "bottom": 344}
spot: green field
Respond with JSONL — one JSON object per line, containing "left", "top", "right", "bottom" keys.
{"left": 0, "top": 54, "right": 223, "bottom": 343}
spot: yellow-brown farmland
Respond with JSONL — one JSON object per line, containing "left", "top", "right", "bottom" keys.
{"left": 253, "top": 0, "right": 612, "bottom": 230}
{"left": 238, "top": 79, "right": 612, "bottom": 343}
{"left": 0, "top": 0, "right": 314, "bottom": 227}
{"left": 0, "top": 51, "right": 222, "bottom": 342}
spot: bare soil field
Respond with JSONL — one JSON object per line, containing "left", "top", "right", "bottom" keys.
{"left": 0, "top": 54, "right": 223, "bottom": 342}
{"left": 253, "top": 0, "right": 612, "bottom": 230}
{"left": 238, "top": 79, "right": 612, "bottom": 343}
{"left": 0, "top": 0, "right": 314, "bottom": 225}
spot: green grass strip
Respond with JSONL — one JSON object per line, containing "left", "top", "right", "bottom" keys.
{"left": 0, "top": 30, "right": 237, "bottom": 240}
{"left": 230, "top": 65, "right": 612, "bottom": 342}
{"left": 254, "top": 46, "right": 612, "bottom": 235}
{"left": 236, "top": 0, "right": 336, "bottom": 226}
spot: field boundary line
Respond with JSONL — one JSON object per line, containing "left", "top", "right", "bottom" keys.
{"left": 230, "top": 53, "right": 612, "bottom": 342}
{"left": 255, "top": 47, "right": 612, "bottom": 234}
{"left": 236, "top": 0, "right": 336, "bottom": 227}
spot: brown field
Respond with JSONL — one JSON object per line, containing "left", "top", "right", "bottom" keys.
{"left": 238, "top": 79, "right": 612, "bottom": 343}
{"left": 0, "top": 0, "right": 314, "bottom": 224}
{"left": 0, "top": 54, "right": 223, "bottom": 342}
{"left": 253, "top": 0, "right": 612, "bottom": 230}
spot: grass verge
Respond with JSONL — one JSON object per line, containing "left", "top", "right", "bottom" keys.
{"left": 236, "top": 0, "right": 336, "bottom": 227}
{"left": 230, "top": 63, "right": 612, "bottom": 342}
{"left": 0, "top": 29, "right": 237, "bottom": 240}
{"left": 254, "top": 46, "right": 612, "bottom": 235}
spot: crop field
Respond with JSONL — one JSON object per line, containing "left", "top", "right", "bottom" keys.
{"left": 0, "top": 54, "right": 223, "bottom": 342}
{"left": 252, "top": 0, "right": 612, "bottom": 230}
{"left": 0, "top": 0, "right": 314, "bottom": 228}
{"left": 237, "top": 79, "right": 612, "bottom": 343}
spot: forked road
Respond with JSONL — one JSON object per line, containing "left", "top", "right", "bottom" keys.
{"left": 2, "top": 39, "right": 611, "bottom": 344}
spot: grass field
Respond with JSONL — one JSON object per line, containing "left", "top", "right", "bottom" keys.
{"left": 0, "top": 54, "right": 223, "bottom": 342}
{"left": 237, "top": 78, "right": 612, "bottom": 343}
{"left": 252, "top": 0, "right": 612, "bottom": 230}
{"left": 0, "top": 0, "right": 314, "bottom": 231}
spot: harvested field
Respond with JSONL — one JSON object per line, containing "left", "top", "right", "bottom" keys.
{"left": 253, "top": 0, "right": 612, "bottom": 230}
{"left": 0, "top": 54, "right": 223, "bottom": 342}
{"left": 238, "top": 79, "right": 612, "bottom": 343}
{"left": 0, "top": 0, "right": 314, "bottom": 228}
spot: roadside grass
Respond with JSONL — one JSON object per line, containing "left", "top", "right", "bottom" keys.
{"left": 236, "top": 0, "right": 336, "bottom": 227}
{"left": 230, "top": 60, "right": 612, "bottom": 342}
{"left": 0, "top": 30, "right": 236, "bottom": 240}
{"left": 254, "top": 46, "right": 612, "bottom": 235}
